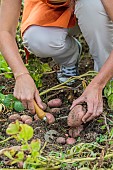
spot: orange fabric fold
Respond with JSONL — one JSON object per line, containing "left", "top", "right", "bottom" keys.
{"left": 21, "top": 0, "right": 76, "bottom": 34}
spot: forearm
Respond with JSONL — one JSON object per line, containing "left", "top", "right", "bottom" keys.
{"left": 101, "top": 0, "right": 113, "bottom": 21}
{"left": 0, "top": 31, "right": 28, "bottom": 78}
{"left": 90, "top": 50, "right": 113, "bottom": 88}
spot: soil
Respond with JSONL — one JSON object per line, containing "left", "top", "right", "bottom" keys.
{"left": 0, "top": 38, "right": 112, "bottom": 169}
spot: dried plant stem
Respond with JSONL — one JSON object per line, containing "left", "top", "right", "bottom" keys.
{"left": 40, "top": 71, "right": 97, "bottom": 96}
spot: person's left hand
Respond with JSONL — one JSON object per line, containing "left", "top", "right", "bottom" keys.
{"left": 70, "top": 83, "right": 103, "bottom": 123}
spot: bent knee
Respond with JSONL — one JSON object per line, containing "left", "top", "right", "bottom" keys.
{"left": 23, "top": 26, "right": 68, "bottom": 57}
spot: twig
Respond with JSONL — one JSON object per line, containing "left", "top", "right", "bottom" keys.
{"left": 0, "top": 119, "right": 7, "bottom": 122}
{"left": 107, "top": 117, "right": 113, "bottom": 124}
{"left": 0, "top": 72, "right": 12, "bottom": 76}
{"left": 103, "top": 113, "right": 110, "bottom": 134}
{"left": 40, "top": 71, "right": 97, "bottom": 96}
{"left": 56, "top": 116, "right": 68, "bottom": 120}
{"left": 0, "top": 146, "right": 21, "bottom": 156}
{"left": 0, "top": 136, "right": 14, "bottom": 144}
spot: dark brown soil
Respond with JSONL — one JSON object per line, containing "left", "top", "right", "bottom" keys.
{"left": 0, "top": 39, "right": 111, "bottom": 169}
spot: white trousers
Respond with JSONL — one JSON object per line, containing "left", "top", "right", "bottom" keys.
{"left": 23, "top": 0, "right": 113, "bottom": 71}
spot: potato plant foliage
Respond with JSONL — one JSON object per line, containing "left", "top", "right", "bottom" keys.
{"left": 1, "top": 121, "right": 113, "bottom": 169}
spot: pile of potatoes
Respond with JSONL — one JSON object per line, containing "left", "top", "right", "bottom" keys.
{"left": 8, "top": 98, "right": 86, "bottom": 145}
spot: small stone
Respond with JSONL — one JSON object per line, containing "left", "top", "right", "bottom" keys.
{"left": 46, "top": 113, "right": 55, "bottom": 124}
{"left": 56, "top": 137, "right": 66, "bottom": 144}
{"left": 21, "top": 115, "right": 32, "bottom": 123}
{"left": 69, "top": 125, "right": 83, "bottom": 138}
{"left": 50, "top": 108, "right": 61, "bottom": 114}
{"left": 34, "top": 114, "right": 40, "bottom": 121}
{"left": 66, "top": 138, "right": 76, "bottom": 145}
{"left": 47, "top": 98, "right": 62, "bottom": 108}
{"left": 9, "top": 114, "right": 21, "bottom": 122}
{"left": 25, "top": 119, "right": 32, "bottom": 125}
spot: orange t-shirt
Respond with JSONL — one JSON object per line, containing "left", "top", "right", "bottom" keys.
{"left": 21, "top": 0, "right": 76, "bottom": 34}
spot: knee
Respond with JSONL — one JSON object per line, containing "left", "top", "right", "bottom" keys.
{"left": 23, "top": 26, "right": 67, "bottom": 57}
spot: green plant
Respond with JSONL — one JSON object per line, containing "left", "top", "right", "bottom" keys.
{"left": 0, "top": 53, "right": 13, "bottom": 78}
{"left": 26, "top": 57, "right": 52, "bottom": 87}
{"left": 0, "top": 93, "right": 24, "bottom": 112}
{"left": 1, "top": 121, "right": 113, "bottom": 169}
{"left": 104, "top": 80, "right": 113, "bottom": 110}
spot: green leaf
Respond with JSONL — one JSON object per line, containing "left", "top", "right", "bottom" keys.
{"left": 14, "top": 101, "right": 25, "bottom": 112}
{"left": 41, "top": 63, "right": 52, "bottom": 72}
{"left": 5, "top": 73, "right": 13, "bottom": 79}
{"left": 6, "top": 121, "right": 20, "bottom": 135}
{"left": 108, "top": 94, "right": 113, "bottom": 110}
{"left": 16, "top": 151, "right": 24, "bottom": 160}
{"left": 3, "top": 94, "right": 15, "bottom": 107}
{"left": 4, "top": 151, "right": 14, "bottom": 160}
{"left": 0, "top": 93, "right": 5, "bottom": 102}
{"left": 104, "top": 81, "right": 113, "bottom": 98}
{"left": 17, "top": 124, "right": 33, "bottom": 141}
{"left": 21, "top": 144, "right": 29, "bottom": 151}
{"left": 0, "top": 86, "right": 5, "bottom": 92}
{"left": 30, "top": 139, "right": 41, "bottom": 151}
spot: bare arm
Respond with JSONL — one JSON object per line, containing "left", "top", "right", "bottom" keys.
{"left": 71, "top": 50, "right": 113, "bottom": 123}
{"left": 0, "top": 0, "right": 28, "bottom": 76}
{"left": 0, "top": 0, "right": 43, "bottom": 113}
{"left": 101, "top": 0, "right": 113, "bottom": 21}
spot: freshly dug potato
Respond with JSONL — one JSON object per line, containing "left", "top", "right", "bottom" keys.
{"left": 50, "top": 108, "right": 61, "bottom": 114}
{"left": 69, "top": 125, "right": 83, "bottom": 138}
{"left": 25, "top": 119, "right": 32, "bottom": 125}
{"left": 66, "top": 138, "right": 76, "bottom": 145}
{"left": 56, "top": 137, "right": 66, "bottom": 144}
{"left": 9, "top": 114, "right": 21, "bottom": 122}
{"left": 67, "top": 105, "right": 86, "bottom": 127}
{"left": 47, "top": 98, "right": 62, "bottom": 108}
{"left": 42, "top": 102, "right": 47, "bottom": 111}
{"left": 46, "top": 113, "right": 55, "bottom": 124}
{"left": 21, "top": 115, "right": 32, "bottom": 123}
{"left": 34, "top": 114, "right": 40, "bottom": 121}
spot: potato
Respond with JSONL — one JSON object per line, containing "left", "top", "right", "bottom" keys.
{"left": 9, "top": 114, "right": 21, "bottom": 122}
{"left": 47, "top": 98, "right": 62, "bottom": 108}
{"left": 42, "top": 102, "right": 47, "bottom": 111}
{"left": 66, "top": 138, "right": 76, "bottom": 145}
{"left": 34, "top": 114, "right": 40, "bottom": 121}
{"left": 56, "top": 137, "right": 66, "bottom": 144}
{"left": 18, "top": 162, "right": 23, "bottom": 168}
{"left": 69, "top": 125, "right": 83, "bottom": 138}
{"left": 21, "top": 115, "right": 32, "bottom": 123}
{"left": 46, "top": 113, "right": 55, "bottom": 124}
{"left": 67, "top": 105, "right": 86, "bottom": 127}
{"left": 25, "top": 119, "right": 32, "bottom": 125}
{"left": 50, "top": 108, "right": 61, "bottom": 114}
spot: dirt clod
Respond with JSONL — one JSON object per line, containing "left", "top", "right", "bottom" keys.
{"left": 56, "top": 137, "right": 66, "bottom": 144}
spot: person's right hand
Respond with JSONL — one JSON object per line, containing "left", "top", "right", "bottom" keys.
{"left": 13, "top": 74, "right": 43, "bottom": 114}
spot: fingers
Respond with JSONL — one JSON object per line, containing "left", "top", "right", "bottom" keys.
{"left": 21, "top": 100, "right": 27, "bottom": 109}
{"left": 83, "top": 100, "right": 103, "bottom": 123}
{"left": 14, "top": 92, "right": 35, "bottom": 114}
{"left": 70, "top": 96, "right": 85, "bottom": 110}
{"left": 34, "top": 90, "right": 43, "bottom": 109}
{"left": 82, "top": 101, "right": 94, "bottom": 123}
{"left": 27, "top": 99, "right": 35, "bottom": 114}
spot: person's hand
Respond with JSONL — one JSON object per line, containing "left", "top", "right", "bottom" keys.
{"left": 70, "top": 83, "right": 103, "bottom": 123}
{"left": 13, "top": 74, "right": 43, "bottom": 114}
